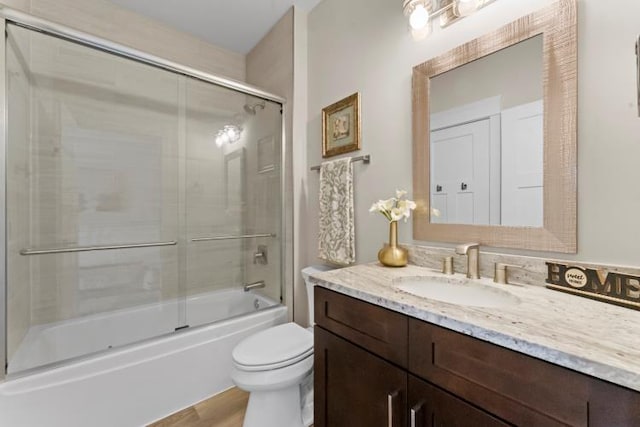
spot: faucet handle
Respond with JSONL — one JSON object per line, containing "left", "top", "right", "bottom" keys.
{"left": 442, "top": 256, "right": 454, "bottom": 275}
{"left": 493, "top": 263, "right": 524, "bottom": 285}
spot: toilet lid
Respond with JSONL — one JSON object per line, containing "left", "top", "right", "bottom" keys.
{"left": 233, "top": 323, "right": 313, "bottom": 371}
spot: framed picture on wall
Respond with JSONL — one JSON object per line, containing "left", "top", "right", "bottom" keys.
{"left": 322, "top": 92, "right": 361, "bottom": 158}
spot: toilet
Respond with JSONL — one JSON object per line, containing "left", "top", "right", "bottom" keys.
{"left": 231, "top": 265, "right": 335, "bottom": 427}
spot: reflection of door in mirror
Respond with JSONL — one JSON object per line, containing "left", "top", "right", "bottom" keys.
{"left": 429, "top": 35, "right": 543, "bottom": 226}
{"left": 431, "top": 119, "right": 490, "bottom": 224}
{"left": 501, "top": 100, "right": 543, "bottom": 227}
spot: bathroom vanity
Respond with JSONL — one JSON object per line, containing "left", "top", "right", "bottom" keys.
{"left": 311, "top": 264, "right": 640, "bottom": 427}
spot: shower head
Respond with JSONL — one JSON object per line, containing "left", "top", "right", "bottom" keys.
{"left": 243, "top": 101, "right": 266, "bottom": 115}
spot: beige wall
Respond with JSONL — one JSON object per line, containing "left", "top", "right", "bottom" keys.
{"left": 430, "top": 34, "right": 543, "bottom": 113}
{"left": 304, "top": 0, "right": 640, "bottom": 274}
{"left": 0, "top": 0, "right": 245, "bottom": 81}
{"left": 246, "top": 9, "right": 295, "bottom": 317}
{"left": 292, "top": 8, "right": 310, "bottom": 325}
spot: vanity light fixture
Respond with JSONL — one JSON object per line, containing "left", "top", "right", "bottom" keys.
{"left": 403, "top": 0, "right": 497, "bottom": 40}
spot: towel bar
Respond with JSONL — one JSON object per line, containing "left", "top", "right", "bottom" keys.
{"left": 310, "top": 154, "right": 370, "bottom": 171}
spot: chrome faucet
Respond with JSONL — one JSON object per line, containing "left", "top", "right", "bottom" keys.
{"left": 455, "top": 243, "right": 480, "bottom": 279}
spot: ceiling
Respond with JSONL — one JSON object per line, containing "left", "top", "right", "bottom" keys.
{"left": 108, "top": 0, "right": 323, "bottom": 54}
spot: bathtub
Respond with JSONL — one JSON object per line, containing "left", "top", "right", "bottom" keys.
{"left": 0, "top": 288, "right": 287, "bottom": 427}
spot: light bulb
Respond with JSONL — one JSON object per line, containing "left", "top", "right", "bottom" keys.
{"left": 215, "top": 134, "right": 224, "bottom": 147}
{"left": 454, "top": 0, "right": 479, "bottom": 17}
{"left": 409, "top": 4, "right": 430, "bottom": 30}
{"left": 411, "top": 23, "right": 431, "bottom": 41}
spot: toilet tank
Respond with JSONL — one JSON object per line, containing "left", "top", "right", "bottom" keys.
{"left": 301, "top": 265, "right": 336, "bottom": 326}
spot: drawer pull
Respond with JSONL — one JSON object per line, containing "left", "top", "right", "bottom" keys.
{"left": 387, "top": 390, "right": 398, "bottom": 427}
{"left": 410, "top": 403, "right": 423, "bottom": 427}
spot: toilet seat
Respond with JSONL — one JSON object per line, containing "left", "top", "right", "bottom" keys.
{"left": 232, "top": 323, "right": 313, "bottom": 372}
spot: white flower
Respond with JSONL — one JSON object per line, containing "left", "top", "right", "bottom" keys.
{"left": 369, "top": 190, "right": 416, "bottom": 223}
{"left": 390, "top": 207, "right": 404, "bottom": 221}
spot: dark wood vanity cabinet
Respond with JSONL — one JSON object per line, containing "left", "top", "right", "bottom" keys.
{"left": 314, "top": 287, "right": 640, "bottom": 427}
{"left": 315, "top": 327, "right": 407, "bottom": 427}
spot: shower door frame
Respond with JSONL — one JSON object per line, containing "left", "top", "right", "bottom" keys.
{"left": 0, "top": 7, "right": 288, "bottom": 382}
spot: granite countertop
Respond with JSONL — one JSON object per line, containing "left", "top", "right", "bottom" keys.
{"left": 309, "top": 263, "right": 640, "bottom": 392}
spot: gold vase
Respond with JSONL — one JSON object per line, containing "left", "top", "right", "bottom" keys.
{"left": 377, "top": 221, "right": 408, "bottom": 267}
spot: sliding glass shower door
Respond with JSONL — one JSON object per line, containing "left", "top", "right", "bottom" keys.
{"left": 184, "top": 78, "right": 283, "bottom": 329}
{"left": 5, "top": 22, "right": 283, "bottom": 375}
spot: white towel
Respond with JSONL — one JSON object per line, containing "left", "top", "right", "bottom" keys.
{"left": 318, "top": 157, "right": 355, "bottom": 265}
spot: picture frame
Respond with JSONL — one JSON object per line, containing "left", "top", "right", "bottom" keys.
{"left": 322, "top": 92, "right": 361, "bottom": 158}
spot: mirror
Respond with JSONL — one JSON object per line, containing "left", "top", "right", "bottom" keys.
{"left": 430, "top": 35, "right": 543, "bottom": 227}
{"left": 412, "top": 0, "right": 577, "bottom": 252}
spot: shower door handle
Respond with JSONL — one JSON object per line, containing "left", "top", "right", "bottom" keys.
{"left": 20, "top": 240, "right": 177, "bottom": 255}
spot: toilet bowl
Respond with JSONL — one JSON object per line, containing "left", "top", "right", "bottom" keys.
{"left": 230, "top": 265, "right": 335, "bottom": 427}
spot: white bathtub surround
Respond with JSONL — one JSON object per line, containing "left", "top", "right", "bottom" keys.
{"left": 9, "top": 288, "right": 276, "bottom": 374}
{"left": 0, "top": 290, "right": 286, "bottom": 427}
{"left": 309, "top": 263, "right": 640, "bottom": 392}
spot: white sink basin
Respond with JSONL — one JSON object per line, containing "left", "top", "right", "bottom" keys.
{"left": 394, "top": 276, "right": 520, "bottom": 308}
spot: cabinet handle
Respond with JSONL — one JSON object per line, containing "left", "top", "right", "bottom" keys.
{"left": 387, "top": 391, "right": 398, "bottom": 427}
{"left": 410, "top": 403, "right": 423, "bottom": 427}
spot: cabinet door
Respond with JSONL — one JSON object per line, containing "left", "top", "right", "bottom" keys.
{"left": 315, "top": 326, "right": 407, "bottom": 427}
{"left": 408, "top": 375, "right": 511, "bottom": 427}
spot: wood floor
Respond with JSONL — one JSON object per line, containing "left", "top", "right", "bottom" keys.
{"left": 148, "top": 387, "right": 250, "bottom": 427}
{"left": 149, "top": 387, "right": 314, "bottom": 427}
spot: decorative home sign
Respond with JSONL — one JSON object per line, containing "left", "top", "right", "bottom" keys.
{"left": 322, "top": 92, "right": 361, "bottom": 158}
{"left": 546, "top": 262, "right": 640, "bottom": 311}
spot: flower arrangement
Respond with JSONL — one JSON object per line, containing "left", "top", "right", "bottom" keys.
{"left": 369, "top": 190, "right": 417, "bottom": 223}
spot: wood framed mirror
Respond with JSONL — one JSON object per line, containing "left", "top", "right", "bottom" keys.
{"left": 412, "top": 0, "right": 577, "bottom": 253}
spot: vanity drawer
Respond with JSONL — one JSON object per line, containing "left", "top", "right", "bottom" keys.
{"left": 315, "top": 287, "right": 407, "bottom": 367}
{"left": 408, "top": 319, "right": 587, "bottom": 426}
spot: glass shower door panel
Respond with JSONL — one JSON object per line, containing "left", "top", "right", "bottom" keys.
{"left": 185, "top": 78, "right": 282, "bottom": 328}
{"left": 6, "top": 24, "right": 181, "bottom": 373}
